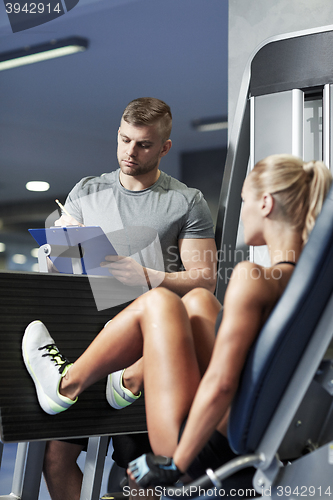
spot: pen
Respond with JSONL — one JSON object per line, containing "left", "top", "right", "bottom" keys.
{"left": 55, "top": 199, "right": 71, "bottom": 218}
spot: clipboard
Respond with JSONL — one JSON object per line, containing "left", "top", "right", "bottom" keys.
{"left": 29, "top": 226, "right": 117, "bottom": 276}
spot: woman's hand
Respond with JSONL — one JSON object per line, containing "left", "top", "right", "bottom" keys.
{"left": 127, "top": 453, "right": 182, "bottom": 487}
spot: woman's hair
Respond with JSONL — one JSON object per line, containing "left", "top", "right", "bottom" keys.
{"left": 121, "top": 97, "right": 172, "bottom": 142}
{"left": 249, "top": 154, "right": 332, "bottom": 243}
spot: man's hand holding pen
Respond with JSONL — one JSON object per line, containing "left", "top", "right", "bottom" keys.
{"left": 54, "top": 199, "right": 85, "bottom": 227}
{"left": 53, "top": 199, "right": 158, "bottom": 288}
{"left": 54, "top": 213, "right": 85, "bottom": 227}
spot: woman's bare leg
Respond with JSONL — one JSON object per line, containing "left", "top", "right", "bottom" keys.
{"left": 122, "top": 289, "right": 222, "bottom": 394}
{"left": 182, "top": 288, "right": 222, "bottom": 376}
{"left": 141, "top": 289, "right": 202, "bottom": 455}
{"left": 60, "top": 288, "right": 202, "bottom": 456}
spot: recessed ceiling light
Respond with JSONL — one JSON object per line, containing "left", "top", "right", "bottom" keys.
{"left": 0, "top": 37, "right": 88, "bottom": 72}
{"left": 0, "top": 243, "right": 6, "bottom": 252}
{"left": 192, "top": 117, "right": 228, "bottom": 132}
{"left": 26, "top": 181, "right": 50, "bottom": 192}
{"left": 31, "top": 248, "right": 39, "bottom": 258}
{"left": 12, "top": 254, "right": 27, "bottom": 265}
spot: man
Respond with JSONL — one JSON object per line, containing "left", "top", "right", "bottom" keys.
{"left": 44, "top": 97, "right": 217, "bottom": 500}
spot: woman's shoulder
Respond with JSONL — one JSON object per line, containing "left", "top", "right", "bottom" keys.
{"left": 227, "top": 261, "right": 278, "bottom": 306}
{"left": 232, "top": 260, "right": 268, "bottom": 281}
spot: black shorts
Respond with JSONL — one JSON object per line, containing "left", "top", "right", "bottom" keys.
{"left": 178, "top": 420, "right": 237, "bottom": 480}
{"left": 112, "top": 433, "right": 152, "bottom": 468}
{"left": 62, "top": 436, "right": 111, "bottom": 452}
{"left": 179, "top": 422, "right": 256, "bottom": 494}
{"left": 60, "top": 433, "right": 152, "bottom": 468}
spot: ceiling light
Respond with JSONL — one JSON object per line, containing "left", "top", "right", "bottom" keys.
{"left": 31, "top": 248, "right": 39, "bottom": 258}
{"left": 12, "top": 254, "right": 27, "bottom": 265}
{"left": 0, "top": 243, "right": 6, "bottom": 252}
{"left": 192, "top": 117, "right": 228, "bottom": 132}
{"left": 0, "top": 37, "right": 88, "bottom": 71}
{"left": 26, "top": 181, "right": 50, "bottom": 192}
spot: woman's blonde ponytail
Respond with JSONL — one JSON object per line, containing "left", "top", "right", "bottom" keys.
{"left": 302, "top": 161, "right": 332, "bottom": 243}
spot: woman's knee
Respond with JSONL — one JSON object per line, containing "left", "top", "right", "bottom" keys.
{"left": 182, "top": 287, "right": 216, "bottom": 315}
{"left": 140, "top": 287, "right": 181, "bottom": 311}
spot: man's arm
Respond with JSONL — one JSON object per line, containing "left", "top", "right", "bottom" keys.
{"left": 103, "top": 238, "right": 217, "bottom": 296}
{"left": 53, "top": 215, "right": 217, "bottom": 294}
{"left": 157, "top": 237, "right": 217, "bottom": 295}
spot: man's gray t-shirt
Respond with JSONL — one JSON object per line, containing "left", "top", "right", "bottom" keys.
{"left": 64, "top": 169, "right": 214, "bottom": 274}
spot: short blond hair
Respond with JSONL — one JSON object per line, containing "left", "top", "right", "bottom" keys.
{"left": 122, "top": 97, "right": 172, "bottom": 142}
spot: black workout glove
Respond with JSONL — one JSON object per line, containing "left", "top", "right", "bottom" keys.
{"left": 128, "top": 453, "right": 182, "bottom": 487}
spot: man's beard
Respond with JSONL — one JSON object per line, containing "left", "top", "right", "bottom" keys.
{"left": 119, "top": 156, "right": 160, "bottom": 177}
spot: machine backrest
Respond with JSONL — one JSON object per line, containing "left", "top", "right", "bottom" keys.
{"left": 228, "top": 184, "right": 333, "bottom": 454}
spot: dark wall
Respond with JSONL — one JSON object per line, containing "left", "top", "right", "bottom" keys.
{"left": 180, "top": 147, "right": 227, "bottom": 226}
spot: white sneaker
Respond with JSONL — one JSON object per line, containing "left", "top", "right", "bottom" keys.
{"left": 103, "top": 320, "right": 141, "bottom": 410}
{"left": 106, "top": 369, "right": 141, "bottom": 410}
{"left": 22, "top": 320, "right": 77, "bottom": 415}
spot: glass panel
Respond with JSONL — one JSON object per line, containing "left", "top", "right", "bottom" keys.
{"left": 304, "top": 98, "right": 322, "bottom": 162}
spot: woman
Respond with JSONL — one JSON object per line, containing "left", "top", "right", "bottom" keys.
{"left": 22, "top": 154, "right": 332, "bottom": 487}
